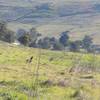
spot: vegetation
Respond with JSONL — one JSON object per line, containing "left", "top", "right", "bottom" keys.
{"left": 0, "top": 22, "right": 15, "bottom": 43}
{"left": 0, "top": 21, "right": 99, "bottom": 53}
{"left": 38, "top": 37, "right": 51, "bottom": 49}
{"left": 0, "top": 1, "right": 100, "bottom": 100}
{"left": 18, "top": 33, "right": 31, "bottom": 46}
{"left": 59, "top": 31, "right": 69, "bottom": 47}
{"left": 0, "top": 42, "right": 99, "bottom": 99}
{"left": 82, "top": 35, "right": 93, "bottom": 52}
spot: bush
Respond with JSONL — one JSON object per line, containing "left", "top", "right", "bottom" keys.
{"left": 53, "top": 41, "right": 64, "bottom": 50}
{"left": 69, "top": 41, "right": 80, "bottom": 52}
{"left": 38, "top": 37, "right": 51, "bottom": 49}
{"left": 18, "top": 33, "right": 31, "bottom": 46}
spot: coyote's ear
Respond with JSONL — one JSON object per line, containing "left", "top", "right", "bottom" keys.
{"left": 26, "top": 56, "right": 33, "bottom": 64}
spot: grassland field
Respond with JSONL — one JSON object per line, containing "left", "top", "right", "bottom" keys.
{"left": 0, "top": 42, "right": 99, "bottom": 100}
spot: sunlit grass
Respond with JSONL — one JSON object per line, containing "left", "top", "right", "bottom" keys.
{"left": 0, "top": 43, "right": 99, "bottom": 99}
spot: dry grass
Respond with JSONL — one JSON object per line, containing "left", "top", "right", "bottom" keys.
{"left": 0, "top": 43, "right": 99, "bottom": 99}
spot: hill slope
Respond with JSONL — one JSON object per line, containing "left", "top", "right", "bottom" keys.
{"left": 0, "top": 42, "right": 99, "bottom": 99}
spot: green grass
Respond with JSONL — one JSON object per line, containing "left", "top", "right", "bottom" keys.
{"left": 0, "top": 42, "right": 99, "bottom": 99}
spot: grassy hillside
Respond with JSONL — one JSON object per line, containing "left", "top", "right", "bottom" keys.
{"left": 0, "top": 42, "right": 99, "bottom": 99}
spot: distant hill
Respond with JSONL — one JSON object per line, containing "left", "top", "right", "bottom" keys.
{"left": 0, "top": 0, "right": 100, "bottom": 44}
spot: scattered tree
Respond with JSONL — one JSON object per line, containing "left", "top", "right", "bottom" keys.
{"left": 69, "top": 40, "right": 82, "bottom": 52}
{"left": 4, "top": 30, "right": 15, "bottom": 43}
{"left": 59, "top": 31, "right": 69, "bottom": 47}
{"left": 18, "top": 27, "right": 41, "bottom": 47}
{"left": 53, "top": 41, "right": 64, "bottom": 50}
{"left": 0, "top": 21, "right": 95, "bottom": 53}
{"left": 37, "top": 37, "right": 51, "bottom": 49}
{"left": 0, "top": 21, "right": 15, "bottom": 43}
{"left": 82, "top": 35, "right": 93, "bottom": 52}
{"left": 18, "top": 33, "right": 31, "bottom": 46}
{"left": 17, "top": 29, "right": 27, "bottom": 38}
{"left": 69, "top": 42, "right": 79, "bottom": 52}
{"left": 30, "top": 28, "right": 41, "bottom": 43}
